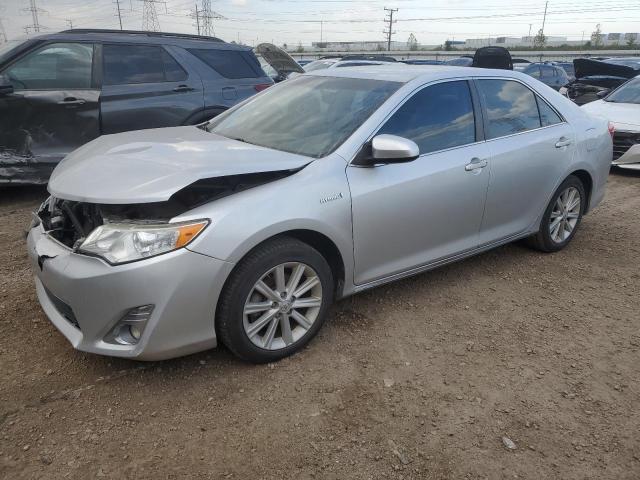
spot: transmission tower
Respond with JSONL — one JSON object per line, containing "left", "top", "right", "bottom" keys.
{"left": 200, "top": 0, "right": 224, "bottom": 37}
{"left": 141, "top": 0, "right": 161, "bottom": 32}
{"left": 23, "top": 0, "right": 46, "bottom": 33}
{"left": 383, "top": 7, "right": 398, "bottom": 52}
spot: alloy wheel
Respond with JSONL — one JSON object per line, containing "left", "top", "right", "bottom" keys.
{"left": 242, "top": 262, "right": 323, "bottom": 350}
{"left": 549, "top": 186, "right": 581, "bottom": 244}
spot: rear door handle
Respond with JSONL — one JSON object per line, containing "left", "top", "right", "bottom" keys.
{"left": 57, "top": 97, "right": 86, "bottom": 106}
{"left": 555, "top": 137, "right": 572, "bottom": 148}
{"left": 173, "top": 85, "right": 195, "bottom": 92}
{"left": 465, "top": 158, "right": 488, "bottom": 171}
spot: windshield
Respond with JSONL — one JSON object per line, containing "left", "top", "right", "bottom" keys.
{"left": 207, "top": 75, "right": 401, "bottom": 158}
{"left": 303, "top": 60, "right": 336, "bottom": 72}
{"left": 606, "top": 77, "right": 640, "bottom": 104}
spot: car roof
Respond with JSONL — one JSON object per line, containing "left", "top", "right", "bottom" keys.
{"left": 28, "top": 29, "right": 252, "bottom": 51}
{"left": 307, "top": 64, "right": 527, "bottom": 83}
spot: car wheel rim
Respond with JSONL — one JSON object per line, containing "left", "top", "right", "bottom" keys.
{"left": 242, "top": 262, "right": 323, "bottom": 351}
{"left": 549, "top": 186, "right": 581, "bottom": 244}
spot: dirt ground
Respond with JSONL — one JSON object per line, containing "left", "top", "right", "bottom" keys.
{"left": 0, "top": 171, "right": 639, "bottom": 480}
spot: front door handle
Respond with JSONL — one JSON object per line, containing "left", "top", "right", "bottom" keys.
{"left": 465, "top": 158, "right": 488, "bottom": 171}
{"left": 173, "top": 85, "right": 195, "bottom": 92}
{"left": 555, "top": 137, "right": 572, "bottom": 148}
{"left": 57, "top": 97, "right": 86, "bottom": 106}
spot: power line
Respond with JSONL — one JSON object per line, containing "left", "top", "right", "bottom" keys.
{"left": 383, "top": 7, "right": 398, "bottom": 51}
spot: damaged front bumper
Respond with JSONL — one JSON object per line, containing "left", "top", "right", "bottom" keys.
{"left": 612, "top": 133, "right": 640, "bottom": 171}
{"left": 26, "top": 223, "right": 235, "bottom": 361}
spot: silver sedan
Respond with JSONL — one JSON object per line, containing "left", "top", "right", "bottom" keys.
{"left": 27, "top": 65, "right": 612, "bottom": 363}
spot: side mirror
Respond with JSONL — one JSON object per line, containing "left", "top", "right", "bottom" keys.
{"left": 596, "top": 89, "right": 610, "bottom": 99}
{"left": 353, "top": 134, "right": 420, "bottom": 166}
{"left": 0, "top": 74, "right": 14, "bottom": 96}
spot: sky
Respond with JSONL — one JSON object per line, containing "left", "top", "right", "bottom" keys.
{"left": 1, "top": 0, "right": 639, "bottom": 47}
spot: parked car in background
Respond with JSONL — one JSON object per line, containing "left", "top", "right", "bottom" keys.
{"left": 401, "top": 59, "right": 444, "bottom": 65}
{"left": 296, "top": 59, "right": 312, "bottom": 67}
{"left": 255, "top": 43, "right": 304, "bottom": 83}
{"left": 0, "top": 29, "right": 272, "bottom": 184}
{"left": 471, "top": 46, "right": 513, "bottom": 70}
{"left": 514, "top": 63, "right": 570, "bottom": 90}
{"left": 303, "top": 57, "right": 396, "bottom": 72}
{"left": 555, "top": 62, "right": 576, "bottom": 82}
{"left": 562, "top": 58, "right": 640, "bottom": 105}
{"left": 445, "top": 56, "right": 473, "bottom": 67}
{"left": 28, "top": 65, "right": 611, "bottom": 363}
{"left": 582, "top": 75, "right": 640, "bottom": 170}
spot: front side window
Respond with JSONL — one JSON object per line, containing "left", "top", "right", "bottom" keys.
{"left": 207, "top": 75, "right": 400, "bottom": 158}
{"left": 378, "top": 80, "right": 476, "bottom": 155}
{"left": 103, "top": 45, "right": 187, "bottom": 85}
{"left": 477, "top": 79, "right": 541, "bottom": 139}
{"left": 4, "top": 42, "right": 93, "bottom": 90}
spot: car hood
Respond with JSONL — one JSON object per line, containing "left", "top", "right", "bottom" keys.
{"left": 574, "top": 58, "right": 638, "bottom": 80}
{"left": 48, "top": 126, "right": 312, "bottom": 204}
{"left": 581, "top": 100, "right": 640, "bottom": 130}
{"left": 256, "top": 43, "right": 304, "bottom": 76}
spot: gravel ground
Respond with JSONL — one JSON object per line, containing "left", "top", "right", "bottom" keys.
{"left": 1, "top": 171, "right": 639, "bottom": 480}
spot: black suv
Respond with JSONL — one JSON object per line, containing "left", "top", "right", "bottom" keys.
{"left": 0, "top": 29, "right": 273, "bottom": 184}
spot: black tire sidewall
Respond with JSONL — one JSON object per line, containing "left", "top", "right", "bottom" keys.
{"left": 539, "top": 176, "right": 586, "bottom": 252}
{"left": 218, "top": 238, "right": 334, "bottom": 363}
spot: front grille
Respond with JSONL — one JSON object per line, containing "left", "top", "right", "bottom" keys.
{"left": 613, "top": 131, "right": 640, "bottom": 161}
{"left": 43, "top": 286, "right": 80, "bottom": 330}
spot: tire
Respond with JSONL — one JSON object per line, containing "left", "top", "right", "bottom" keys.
{"left": 527, "top": 175, "right": 586, "bottom": 252}
{"left": 217, "top": 236, "right": 334, "bottom": 363}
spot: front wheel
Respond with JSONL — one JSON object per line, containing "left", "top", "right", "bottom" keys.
{"left": 527, "top": 175, "right": 586, "bottom": 252}
{"left": 217, "top": 237, "right": 334, "bottom": 363}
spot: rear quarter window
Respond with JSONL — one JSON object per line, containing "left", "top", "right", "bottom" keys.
{"left": 188, "top": 48, "right": 263, "bottom": 79}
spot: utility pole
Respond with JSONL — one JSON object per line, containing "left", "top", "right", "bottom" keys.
{"left": 200, "top": 0, "right": 224, "bottom": 37}
{"left": 66, "top": 18, "right": 73, "bottom": 29}
{"left": 0, "top": 18, "right": 7, "bottom": 43}
{"left": 383, "top": 7, "right": 398, "bottom": 52}
{"left": 194, "top": 3, "right": 200, "bottom": 35}
{"left": 541, "top": 1, "right": 548, "bottom": 37}
{"left": 115, "top": 0, "right": 123, "bottom": 30}
{"left": 320, "top": 20, "right": 323, "bottom": 44}
{"left": 141, "top": 0, "right": 162, "bottom": 32}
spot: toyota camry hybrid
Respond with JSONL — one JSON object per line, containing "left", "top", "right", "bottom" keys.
{"left": 27, "top": 65, "right": 612, "bottom": 363}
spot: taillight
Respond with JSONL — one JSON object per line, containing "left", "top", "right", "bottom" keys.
{"left": 254, "top": 83, "right": 271, "bottom": 92}
{"left": 608, "top": 122, "right": 615, "bottom": 139}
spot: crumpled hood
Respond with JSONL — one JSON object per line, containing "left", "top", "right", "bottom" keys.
{"left": 574, "top": 58, "right": 638, "bottom": 80}
{"left": 48, "top": 126, "right": 312, "bottom": 204}
{"left": 582, "top": 100, "right": 640, "bottom": 130}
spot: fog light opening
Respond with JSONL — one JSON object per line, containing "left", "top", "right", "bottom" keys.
{"left": 104, "top": 304, "right": 154, "bottom": 346}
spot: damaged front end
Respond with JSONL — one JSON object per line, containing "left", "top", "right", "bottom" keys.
{"left": 36, "top": 168, "right": 301, "bottom": 256}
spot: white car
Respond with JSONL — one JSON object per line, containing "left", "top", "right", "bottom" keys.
{"left": 582, "top": 76, "right": 640, "bottom": 170}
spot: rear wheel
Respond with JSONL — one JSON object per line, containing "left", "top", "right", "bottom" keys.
{"left": 527, "top": 175, "right": 585, "bottom": 252}
{"left": 217, "top": 237, "right": 334, "bottom": 363}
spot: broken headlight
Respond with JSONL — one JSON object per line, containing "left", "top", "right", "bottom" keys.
{"left": 78, "top": 220, "right": 208, "bottom": 265}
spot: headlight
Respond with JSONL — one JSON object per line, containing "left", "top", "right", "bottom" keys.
{"left": 78, "top": 220, "right": 208, "bottom": 265}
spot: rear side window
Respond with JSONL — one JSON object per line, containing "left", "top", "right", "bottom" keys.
{"left": 477, "top": 79, "right": 541, "bottom": 139}
{"left": 537, "top": 97, "right": 563, "bottom": 126}
{"left": 103, "top": 44, "right": 187, "bottom": 85}
{"left": 378, "top": 80, "right": 476, "bottom": 155}
{"left": 188, "top": 49, "right": 262, "bottom": 79}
